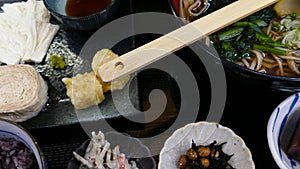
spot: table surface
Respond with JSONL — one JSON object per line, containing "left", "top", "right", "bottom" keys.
{"left": 26, "top": 0, "right": 296, "bottom": 168}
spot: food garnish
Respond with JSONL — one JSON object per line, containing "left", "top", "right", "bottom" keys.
{"left": 50, "top": 55, "right": 67, "bottom": 69}
{"left": 73, "top": 131, "right": 139, "bottom": 169}
{"left": 177, "top": 140, "right": 235, "bottom": 169}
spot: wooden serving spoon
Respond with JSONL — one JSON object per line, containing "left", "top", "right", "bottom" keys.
{"left": 98, "top": 0, "right": 279, "bottom": 83}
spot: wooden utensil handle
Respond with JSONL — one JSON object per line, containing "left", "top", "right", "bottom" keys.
{"left": 98, "top": 0, "right": 278, "bottom": 82}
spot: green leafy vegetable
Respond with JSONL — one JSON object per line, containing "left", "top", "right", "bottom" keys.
{"left": 217, "top": 27, "right": 244, "bottom": 41}
{"left": 210, "top": 7, "right": 282, "bottom": 61}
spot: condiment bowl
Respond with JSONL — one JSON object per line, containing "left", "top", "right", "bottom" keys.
{"left": 0, "top": 118, "right": 47, "bottom": 169}
{"left": 158, "top": 121, "right": 255, "bottom": 169}
{"left": 267, "top": 92, "right": 300, "bottom": 169}
{"left": 43, "top": 0, "right": 121, "bottom": 30}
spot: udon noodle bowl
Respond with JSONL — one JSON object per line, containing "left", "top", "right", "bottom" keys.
{"left": 172, "top": 0, "right": 300, "bottom": 78}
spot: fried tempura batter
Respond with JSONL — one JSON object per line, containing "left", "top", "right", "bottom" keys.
{"left": 62, "top": 49, "right": 130, "bottom": 110}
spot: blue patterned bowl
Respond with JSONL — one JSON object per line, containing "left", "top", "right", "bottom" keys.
{"left": 267, "top": 92, "right": 300, "bottom": 169}
{"left": 0, "top": 118, "right": 47, "bottom": 169}
{"left": 43, "top": 0, "right": 121, "bottom": 31}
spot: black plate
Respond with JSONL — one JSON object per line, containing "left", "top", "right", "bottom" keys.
{"left": 0, "top": 0, "right": 140, "bottom": 129}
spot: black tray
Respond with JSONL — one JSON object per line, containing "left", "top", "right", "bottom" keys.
{"left": 0, "top": 0, "right": 139, "bottom": 129}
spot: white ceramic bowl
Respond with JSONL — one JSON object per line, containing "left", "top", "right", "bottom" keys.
{"left": 0, "top": 119, "right": 47, "bottom": 169}
{"left": 267, "top": 92, "right": 300, "bottom": 169}
{"left": 158, "top": 121, "right": 255, "bottom": 169}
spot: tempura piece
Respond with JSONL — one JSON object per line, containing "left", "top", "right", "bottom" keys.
{"left": 62, "top": 72, "right": 105, "bottom": 110}
{"left": 62, "top": 49, "right": 130, "bottom": 110}
{"left": 273, "top": 0, "right": 300, "bottom": 17}
{"left": 92, "top": 49, "right": 130, "bottom": 92}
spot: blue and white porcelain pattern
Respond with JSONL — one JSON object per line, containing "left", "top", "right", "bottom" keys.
{"left": 267, "top": 92, "right": 300, "bottom": 169}
{"left": 0, "top": 119, "right": 47, "bottom": 169}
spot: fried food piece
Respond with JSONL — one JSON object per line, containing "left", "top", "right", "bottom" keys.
{"left": 92, "top": 49, "right": 130, "bottom": 92}
{"left": 62, "top": 49, "right": 129, "bottom": 110}
{"left": 273, "top": 0, "right": 300, "bottom": 17}
{"left": 62, "top": 72, "right": 105, "bottom": 110}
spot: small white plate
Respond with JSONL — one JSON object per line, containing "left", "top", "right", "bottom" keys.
{"left": 158, "top": 121, "right": 255, "bottom": 169}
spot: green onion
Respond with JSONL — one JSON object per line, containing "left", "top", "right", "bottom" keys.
{"left": 218, "top": 27, "right": 244, "bottom": 41}
{"left": 253, "top": 44, "right": 286, "bottom": 55}
{"left": 252, "top": 19, "right": 268, "bottom": 27}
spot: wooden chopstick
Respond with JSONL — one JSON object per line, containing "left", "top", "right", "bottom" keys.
{"left": 98, "top": 0, "right": 279, "bottom": 82}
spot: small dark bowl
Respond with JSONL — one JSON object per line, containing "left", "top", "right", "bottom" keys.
{"left": 43, "top": 0, "right": 121, "bottom": 31}
{"left": 67, "top": 131, "right": 156, "bottom": 169}
{"left": 169, "top": 0, "right": 300, "bottom": 92}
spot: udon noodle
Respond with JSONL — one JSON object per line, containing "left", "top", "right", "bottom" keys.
{"left": 178, "top": 0, "right": 236, "bottom": 23}
{"left": 234, "top": 16, "right": 300, "bottom": 77}
{"left": 177, "top": 0, "right": 300, "bottom": 77}
{"left": 179, "top": 0, "right": 209, "bottom": 22}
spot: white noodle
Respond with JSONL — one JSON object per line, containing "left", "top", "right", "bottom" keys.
{"left": 274, "top": 55, "right": 284, "bottom": 76}
{"left": 287, "top": 59, "right": 300, "bottom": 74}
{"left": 241, "top": 58, "right": 250, "bottom": 68}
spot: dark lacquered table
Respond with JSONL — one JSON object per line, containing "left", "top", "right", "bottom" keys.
{"left": 22, "top": 0, "right": 296, "bottom": 168}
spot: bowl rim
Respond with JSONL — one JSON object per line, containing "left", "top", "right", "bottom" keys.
{"left": 267, "top": 92, "right": 300, "bottom": 169}
{"left": 67, "top": 131, "right": 157, "bottom": 169}
{"left": 43, "top": 0, "right": 117, "bottom": 20}
{"left": 168, "top": 0, "right": 300, "bottom": 82}
{"left": 0, "top": 118, "right": 47, "bottom": 169}
{"left": 158, "top": 121, "right": 255, "bottom": 169}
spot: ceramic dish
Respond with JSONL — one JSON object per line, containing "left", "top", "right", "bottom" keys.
{"left": 0, "top": 118, "right": 47, "bottom": 169}
{"left": 169, "top": 0, "right": 300, "bottom": 92}
{"left": 267, "top": 92, "right": 300, "bottom": 169}
{"left": 43, "top": 0, "right": 121, "bottom": 30}
{"left": 158, "top": 121, "right": 255, "bottom": 169}
{"left": 67, "top": 131, "right": 156, "bottom": 169}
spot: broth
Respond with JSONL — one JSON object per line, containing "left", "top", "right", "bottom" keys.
{"left": 65, "top": 0, "right": 112, "bottom": 17}
{"left": 176, "top": 0, "right": 300, "bottom": 78}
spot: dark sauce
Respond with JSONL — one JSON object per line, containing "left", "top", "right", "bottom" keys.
{"left": 65, "top": 0, "right": 112, "bottom": 17}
